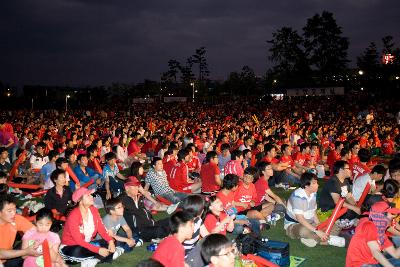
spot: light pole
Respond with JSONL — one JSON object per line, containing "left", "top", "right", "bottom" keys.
{"left": 65, "top": 94, "right": 70, "bottom": 112}
{"left": 190, "top": 82, "right": 195, "bottom": 102}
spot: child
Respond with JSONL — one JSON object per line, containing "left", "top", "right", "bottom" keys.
{"left": 201, "top": 234, "right": 236, "bottom": 267}
{"left": 102, "top": 197, "right": 136, "bottom": 253}
{"left": 152, "top": 211, "right": 195, "bottom": 267}
{"left": 202, "top": 196, "right": 234, "bottom": 235}
{"left": 21, "top": 208, "right": 67, "bottom": 267}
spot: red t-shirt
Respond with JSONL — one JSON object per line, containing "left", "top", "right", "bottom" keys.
{"left": 127, "top": 139, "right": 140, "bottom": 156}
{"left": 152, "top": 235, "right": 185, "bottom": 267}
{"left": 261, "top": 156, "right": 279, "bottom": 164}
{"left": 381, "top": 139, "right": 395, "bottom": 155}
{"left": 200, "top": 162, "right": 221, "bottom": 192}
{"left": 346, "top": 218, "right": 392, "bottom": 267}
{"left": 216, "top": 191, "right": 235, "bottom": 210}
{"left": 294, "top": 153, "right": 307, "bottom": 166}
{"left": 233, "top": 183, "right": 257, "bottom": 212}
{"left": 187, "top": 155, "right": 201, "bottom": 172}
{"left": 254, "top": 177, "right": 269, "bottom": 206}
{"left": 204, "top": 213, "right": 229, "bottom": 235}
{"left": 327, "top": 150, "right": 340, "bottom": 169}
{"left": 280, "top": 155, "right": 293, "bottom": 168}
{"left": 224, "top": 160, "right": 244, "bottom": 178}
{"left": 169, "top": 162, "right": 191, "bottom": 193}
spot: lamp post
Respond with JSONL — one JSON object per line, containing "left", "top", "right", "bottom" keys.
{"left": 65, "top": 94, "right": 70, "bottom": 112}
{"left": 190, "top": 82, "right": 195, "bottom": 102}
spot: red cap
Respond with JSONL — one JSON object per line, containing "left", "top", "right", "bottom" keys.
{"left": 125, "top": 176, "right": 141, "bottom": 187}
{"left": 72, "top": 187, "right": 95, "bottom": 203}
{"left": 371, "top": 201, "right": 400, "bottom": 215}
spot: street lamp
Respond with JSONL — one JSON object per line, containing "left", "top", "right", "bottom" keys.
{"left": 65, "top": 94, "right": 70, "bottom": 112}
{"left": 190, "top": 82, "right": 195, "bottom": 102}
{"left": 396, "top": 76, "right": 399, "bottom": 80}
{"left": 273, "top": 79, "right": 278, "bottom": 84}
{"left": 358, "top": 70, "right": 364, "bottom": 75}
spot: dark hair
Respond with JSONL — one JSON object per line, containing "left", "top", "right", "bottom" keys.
{"left": 36, "top": 142, "right": 46, "bottom": 149}
{"left": 0, "top": 194, "right": 15, "bottom": 211}
{"left": 221, "top": 174, "right": 239, "bottom": 190}
{"left": 137, "top": 137, "right": 146, "bottom": 145}
{"left": 242, "top": 149, "right": 251, "bottom": 157}
{"left": 349, "top": 141, "right": 359, "bottom": 151}
{"left": 371, "top": 165, "right": 386, "bottom": 176}
{"left": 64, "top": 148, "right": 76, "bottom": 160}
{"left": 130, "top": 161, "right": 143, "bottom": 177}
{"left": 264, "top": 143, "right": 275, "bottom": 154}
{"left": 205, "top": 151, "right": 218, "bottom": 163}
{"left": 55, "top": 157, "right": 68, "bottom": 168}
{"left": 48, "top": 150, "right": 59, "bottom": 161}
{"left": 281, "top": 144, "right": 290, "bottom": 153}
{"left": 151, "top": 157, "right": 162, "bottom": 167}
{"left": 136, "top": 259, "right": 163, "bottom": 267}
{"left": 230, "top": 150, "right": 242, "bottom": 160}
{"left": 186, "top": 143, "right": 195, "bottom": 151}
{"left": 50, "top": 169, "right": 66, "bottom": 184}
{"left": 255, "top": 161, "right": 271, "bottom": 173}
{"left": 169, "top": 210, "right": 194, "bottom": 234}
{"left": 201, "top": 234, "right": 232, "bottom": 264}
{"left": 358, "top": 148, "right": 371, "bottom": 163}
{"left": 299, "top": 143, "right": 310, "bottom": 152}
{"left": 105, "top": 152, "right": 117, "bottom": 162}
{"left": 220, "top": 143, "right": 230, "bottom": 152}
{"left": 333, "top": 160, "right": 348, "bottom": 175}
{"left": 182, "top": 195, "right": 205, "bottom": 219}
{"left": 0, "top": 171, "right": 7, "bottom": 178}
{"left": 381, "top": 180, "right": 399, "bottom": 198}
{"left": 35, "top": 208, "right": 53, "bottom": 222}
{"left": 77, "top": 153, "right": 87, "bottom": 162}
{"left": 86, "top": 145, "right": 97, "bottom": 156}
{"left": 243, "top": 166, "right": 259, "bottom": 181}
{"left": 105, "top": 197, "right": 123, "bottom": 214}
{"left": 334, "top": 141, "right": 343, "bottom": 149}
{"left": 389, "top": 158, "right": 400, "bottom": 176}
{"left": 300, "top": 172, "right": 317, "bottom": 189}
{"left": 340, "top": 148, "right": 350, "bottom": 158}
{"left": 16, "top": 148, "right": 25, "bottom": 158}
{"left": 177, "top": 149, "right": 189, "bottom": 162}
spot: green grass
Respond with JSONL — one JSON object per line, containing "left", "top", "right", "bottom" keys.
{"left": 99, "top": 184, "right": 347, "bottom": 267}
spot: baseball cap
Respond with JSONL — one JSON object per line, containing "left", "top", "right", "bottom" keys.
{"left": 371, "top": 201, "right": 400, "bottom": 215}
{"left": 72, "top": 187, "right": 95, "bottom": 203}
{"left": 124, "top": 176, "right": 141, "bottom": 187}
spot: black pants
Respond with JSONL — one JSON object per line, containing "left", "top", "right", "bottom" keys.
{"left": 60, "top": 241, "right": 113, "bottom": 264}
{"left": 3, "top": 257, "right": 24, "bottom": 267}
{"left": 135, "top": 218, "right": 171, "bottom": 242}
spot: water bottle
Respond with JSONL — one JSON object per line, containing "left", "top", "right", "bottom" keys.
{"left": 271, "top": 213, "right": 277, "bottom": 226}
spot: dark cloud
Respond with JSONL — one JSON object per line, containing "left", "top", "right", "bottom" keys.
{"left": 1, "top": 0, "right": 399, "bottom": 86}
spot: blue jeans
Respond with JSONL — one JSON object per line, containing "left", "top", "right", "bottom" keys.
{"left": 362, "top": 257, "right": 400, "bottom": 266}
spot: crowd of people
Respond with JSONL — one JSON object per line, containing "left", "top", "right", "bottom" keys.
{"left": 0, "top": 94, "right": 399, "bottom": 267}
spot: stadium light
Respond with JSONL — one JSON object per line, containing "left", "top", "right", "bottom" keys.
{"left": 358, "top": 70, "right": 364, "bottom": 75}
{"left": 396, "top": 76, "right": 399, "bottom": 80}
{"left": 190, "top": 82, "right": 195, "bottom": 102}
{"left": 65, "top": 94, "right": 71, "bottom": 112}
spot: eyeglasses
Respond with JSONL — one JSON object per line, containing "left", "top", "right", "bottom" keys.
{"left": 216, "top": 248, "right": 236, "bottom": 257}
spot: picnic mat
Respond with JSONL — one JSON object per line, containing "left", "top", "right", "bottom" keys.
{"left": 290, "top": 256, "right": 306, "bottom": 267}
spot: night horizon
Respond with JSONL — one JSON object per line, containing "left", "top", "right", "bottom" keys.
{"left": 1, "top": 0, "right": 400, "bottom": 87}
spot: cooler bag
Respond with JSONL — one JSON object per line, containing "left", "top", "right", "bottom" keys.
{"left": 257, "top": 240, "right": 290, "bottom": 267}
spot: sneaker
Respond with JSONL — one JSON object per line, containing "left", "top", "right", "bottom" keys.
{"left": 81, "top": 258, "right": 100, "bottom": 267}
{"left": 151, "top": 238, "right": 163, "bottom": 244}
{"left": 300, "top": 238, "right": 318, "bottom": 248}
{"left": 275, "top": 183, "right": 285, "bottom": 188}
{"left": 112, "top": 247, "right": 124, "bottom": 260}
{"left": 135, "top": 239, "right": 144, "bottom": 247}
{"left": 328, "top": 236, "right": 345, "bottom": 247}
{"left": 167, "top": 203, "right": 180, "bottom": 214}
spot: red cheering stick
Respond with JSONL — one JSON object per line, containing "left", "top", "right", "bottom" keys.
{"left": 7, "top": 182, "right": 41, "bottom": 190}
{"left": 93, "top": 158, "right": 103, "bottom": 174}
{"left": 156, "top": 195, "right": 172, "bottom": 206}
{"left": 42, "top": 239, "right": 52, "bottom": 267}
{"left": 82, "top": 179, "right": 94, "bottom": 188}
{"left": 30, "top": 190, "right": 48, "bottom": 197}
{"left": 357, "top": 183, "right": 371, "bottom": 207}
{"left": 66, "top": 166, "right": 80, "bottom": 187}
{"left": 9, "top": 150, "right": 26, "bottom": 181}
{"left": 316, "top": 198, "right": 346, "bottom": 234}
{"left": 242, "top": 254, "right": 279, "bottom": 267}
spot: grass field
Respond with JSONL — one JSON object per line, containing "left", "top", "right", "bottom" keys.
{"left": 98, "top": 186, "right": 348, "bottom": 267}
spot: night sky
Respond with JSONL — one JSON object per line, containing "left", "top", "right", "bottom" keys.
{"left": 1, "top": 0, "right": 399, "bottom": 87}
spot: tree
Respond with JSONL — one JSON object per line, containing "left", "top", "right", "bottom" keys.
{"left": 240, "top": 66, "right": 256, "bottom": 96}
{"left": 267, "top": 27, "right": 310, "bottom": 87}
{"left": 166, "top": 59, "right": 181, "bottom": 83}
{"left": 179, "top": 56, "right": 195, "bottom": 85}
{"left": 192, "top": 47, "right": 210, "bottom": 84}
{"left": 303, "top": 11, "right": 349, "bottom": 83}
{"left": 357, "top": 42, "right": 379, "bottom": 77}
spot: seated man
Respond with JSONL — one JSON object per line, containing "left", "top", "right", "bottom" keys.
{"left": 0, "top": 195, "right": 39, "bottom": 267}
{"left": 201, "top": 234, "right": 236, "bottom": 267}
{"left": 285, "top": 172, "right": 344, "bottom": 248}
{"left": 72, "top": 154, "right": 102, "bottom": 191}
{"left": 169, "top": 149, "right": 201, "bottom": 194}
{"left": 318, "top": 160, "right": 361, "bottom": 222}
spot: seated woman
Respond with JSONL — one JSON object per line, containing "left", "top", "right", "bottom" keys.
{"left": 43, "top": 169, "right": 73, "bottom": 217}
{"left": 59, "top": 187, "right": 121, "bottom": 266}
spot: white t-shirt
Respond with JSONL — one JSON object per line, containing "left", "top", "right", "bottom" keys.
{"left": 352, "top": 174, "right": 373, "bottom": 202}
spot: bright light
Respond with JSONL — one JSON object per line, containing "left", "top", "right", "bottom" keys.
{"left": 190, "top": 82, "right": 194, "bottom": 86}
{"left": 361, "top": 87, "right": 364, "bottom": 91}
{"left": 6, "top": 93, "right": 11, "bottom": 97}
{"left": 358, "top": 70, "right": 364, "bottom": 75}
{"left": 396, "top": 76, "right": 399, "bottom": 80}
{"left": 66, "top": 95, "right": 71, "bottom": 98}
{"left": 273, "top": 79, "right": 277, "bottom": 84}
{"left": 195, "top": 90, "right": 198, "bottom": 93}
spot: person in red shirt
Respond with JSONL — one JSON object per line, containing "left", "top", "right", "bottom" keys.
{"left": 346, "top": 201, "right": 400, "bottom": 267}
{"left": 169, "top": 149, "right": 201, "bottom": 193}
{"left": 203, "top": 196, "right": 234, "bottom": 235}
{"left": 152, "top": 211, "right": 195, "bottom": 267}
{"left": 294, "top": 143, "right": 311, "bottom": 172}
{"left": 254, "top": 161, "right": 285, "bottom": 213}
{"left": 200, "top": 151, "right": 222, "bottom": 194}
{"left": 163, "top": 145, "right": 179, "bottom": 181}
{"left": 280, "top": 144, "right": 301, "bottom": 185}
{"left": 216, "top": 174, "right": 240, "bottom": 210}
{"left": 186, "top": 143, "right": 202, "bottom": 173}
{"left": 382, "top": 134, "right": 395, "bottom": 156}
{"left": 326, "top": 141, "right": 343, "bottom": 174}
{"left": 141, "top": 135, "right": 159, "bottom": 158}
{"left": 223, "top": 150, "right": 244, "bottom": 178}
{"left": 349, "top": 141, "right": 361, "bottom": 169}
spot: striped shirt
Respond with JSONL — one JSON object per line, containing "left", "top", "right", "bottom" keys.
{"left": 183, "top": 217, "right": 202, "bottom": 256}
{"left": 284, "top": 188, "right": 317, "bottom": 230}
